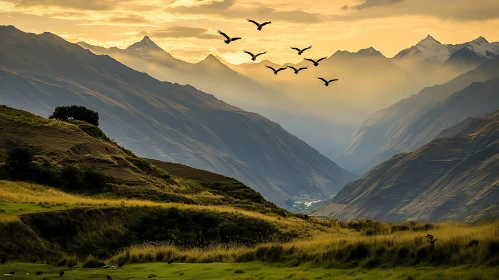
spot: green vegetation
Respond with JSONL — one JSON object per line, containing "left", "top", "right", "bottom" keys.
{"left": 49, "top": 105, "right": 100, "bottom": 126}
{"left": 1, "top": 262, "right": 499, "bottom": 280}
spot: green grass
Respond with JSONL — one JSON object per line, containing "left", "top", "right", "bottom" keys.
{"left": 0, "top": 202, "right": 70, "bottom": 217}
{"left": 1, "top": 262, "right": 498, "bottom": 280}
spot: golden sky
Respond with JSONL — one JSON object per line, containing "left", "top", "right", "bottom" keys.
{"left": 1, "top": 0, "right": 499, "bottom": 64}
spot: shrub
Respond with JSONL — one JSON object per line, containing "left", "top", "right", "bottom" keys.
{"left": 5, "top": 146, "right": 34, "bottom": 179}
{"left": 49, "top": 105, "right": 99, "bottom": 126}
{"left": 82, "top": 168, "right": 107, "bottom": 191}
{"left": 59, "top": 164, "right": 85, "bottom": 190}
{"left": 82, "top": 257, "right": 105, "bottom": 268}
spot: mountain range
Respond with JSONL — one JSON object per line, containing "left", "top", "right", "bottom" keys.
{"left": 316, "top": 109, "right": 499, "bottom": 222}
{"left": 77, "top": 34, "right": 490, "bottom": 161}
{"left": 0, "top": 25, "right": 355, "bottom": 210}
{"left": 341, "top": 56, "right": 499, "bottom": 173}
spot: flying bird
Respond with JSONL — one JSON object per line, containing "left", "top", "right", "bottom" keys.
{"left": 247, "top": 19, "right": 272, "bottom": 31}
{"left": 291, "top": 46, "right": 312, "bottom": 55}
{"left": 59, "top": 270, "right": 64, "bottom": 276}
{"left": 266, "top": 65, "right": 287, "bottom": 75}
{"left": 305, "top": 57, "right": 326, "bottom": 67}
{"left": 243, "top": 50, "right": 267, "bottom": 61}
{"left": 287, "top": 66, "right": 308, "bottom": 74}
{"left": 318, "top": 77, "right": 339, "bottom": 86}
{"left": 218, "top": 30, "right": 242, "bottom": 44}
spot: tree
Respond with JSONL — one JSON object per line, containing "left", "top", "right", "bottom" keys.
{"left": 49, "top": 105, "right": 99, "bottom": 126}
{"left": 5, "top": 147, "right": 34, "bottom": 179}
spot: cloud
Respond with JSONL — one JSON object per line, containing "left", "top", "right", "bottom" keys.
{"left": 337, "top": 0, "right": 499, "bottom": 21}
{"left": 140, "top": 26, "right": 219, "bottom": 40}
{"left": 343, "top": 0, "right": 405, "bottom": 10}
{"left": 9, "top": 0, "right": 117, "bottom": 10}
{"left": 108, "top": 14, "right": 151, "bottom": 24}
{"left": 168, "top": 0, "right": 324, "bottom": 23}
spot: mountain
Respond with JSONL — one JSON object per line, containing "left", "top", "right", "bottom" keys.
{"left": 395, "top": 35, "right": 499, "bottom": 64}
{"left": 340, "top": 56, "right": 499, "bottom": 173}
{"left": 315, "top": 109, "right": 499, "bottom": 222}
{"left": 332, "top": 47, "right": 385, "bottom": 58}
{"left": 0, "top": 25, "right": 355, "bottom": 209}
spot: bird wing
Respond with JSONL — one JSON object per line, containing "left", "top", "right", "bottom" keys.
{"left": 318, "top": 77, "right": 328, "bottom": 83}
{"left": 256, "top": 51, "right": 267, "bottom": 57}
{"left": 266, "top": 65, "right": 277, "bottom": 72}
{"left": 247, "top": 19, "right": 260, "bottom": 26}
{"left": 287, "top": 66, "right": 298, "bottom": 71}
{"left": 304, "top": 58, "right": 316, "bottom": 63}
{"left": 303, "top": 45, "right": 312, "bottom": 51}
{"left": 291, "top": 47, "right": 301, "bottom": 52}
{"left": 218, "top": 30, "right": 230, "bottom": 40}
{"left": 298, "top": 67, "right": 308, "bottom": 71}
{"left": 261, "top": 21, "right": 272, "bottom": 27}
{"left": 317, "top": 57, "right": 327, "bottom": 63}
{"left": 243, "top": 50, "right": 255, "bottom": 57}
{"left": 276, "top": 67, "right": 287, "bottom": 73}
{"left": 328, "top": 78, "right": 339, "bottom": 83}
{"left": 231, "top": 37, "right": 242, "bottom": 41}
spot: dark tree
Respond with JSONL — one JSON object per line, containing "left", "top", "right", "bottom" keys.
{"left": 49, "top": 105, "right": 99, "bottom": 126}
{"left": 5, "top": 147, "right": 34, "bottom": 179}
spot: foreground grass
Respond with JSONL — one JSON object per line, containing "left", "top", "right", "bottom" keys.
{"left": 1, "top": 262, "right": 498, "bottom": 280}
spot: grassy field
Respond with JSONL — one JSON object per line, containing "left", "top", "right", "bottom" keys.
{"left": 1, "top": 262, "right": 498, "bottom": 280}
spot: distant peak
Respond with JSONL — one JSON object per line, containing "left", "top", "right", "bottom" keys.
{"left": 471, "top": 36, "right": 488, "bottom": 45}
{"left": 126, "top": 35, "right": 163, "bottom": 52}
{"left": 420, "top": 34, "right": 441, "bottom": 44}
{"left": 142, "top": 35, "right": 152, "bottom": 42}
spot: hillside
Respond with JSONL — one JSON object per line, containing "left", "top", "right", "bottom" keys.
{"left": 341, "top": 56, "right": 499, "bottom": 173}
{"left": 0, "top": 26, "right": 355, "bottom": 209}
{"left": 316, "top": 110, "right": 499, "bottom": 222}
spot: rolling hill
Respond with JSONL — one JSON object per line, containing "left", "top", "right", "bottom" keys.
{"left": 0, "top": 26, "right": 354, "bottom": 209}
{"left": 315, "top": 110, "right": 499, "bottom": 222}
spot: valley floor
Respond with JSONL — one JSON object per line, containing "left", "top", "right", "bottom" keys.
{"left": 1, "top": 262, "right": 498, "bottom": 280}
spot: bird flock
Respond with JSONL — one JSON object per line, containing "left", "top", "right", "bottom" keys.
{"left": 218, "top": 19, "right": 339, "bottom": 87}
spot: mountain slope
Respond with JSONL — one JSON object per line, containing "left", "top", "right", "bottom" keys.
{"left": 316, "top": 110, "right": 499, "bottom": 222}
{"left": 341, "top": 56, "right": 499, "bottom": 173}
{"left": 0, "top": 26, "right": 355, "bottom": 209}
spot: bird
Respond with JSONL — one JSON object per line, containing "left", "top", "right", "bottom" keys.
{"left": 168, "top": 259, "right": 174, "bottom": 265}
{"left": 218, "top": 30, "right": 242, "bottom": 44}
{"left": 291, "top": 45, "right": 312, "bottom": 55}
{"left": 305, "top": 57, "right": 326, "bottom": 67}
{"left": 318, "top": 77, "right": 339, "bottom": 86}
{"left": 265, "top": 65, "right": 287, "bottom": 75}
{"left": 118, "top": 261, "right": 124, "bottom": 268}
{"left": 247, "top": 19, "right": 271, "bottom": 31}
{"left": 287, "top": 66, "right": 308, "bottom": 74}
{"left": 36, "top": 271, "right": 44, "bottom": 275}
{"left": 59, "top": 270, "right": 64, "bottom": 276}
{"left": 243, "top": 50, "right": 267, "bottom": 61}
{"left": 106, "top": 276, "right": 112, "bottom": 280}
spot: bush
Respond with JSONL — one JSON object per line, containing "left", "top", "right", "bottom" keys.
{"left": 49, "top": 105, "right": 99, "bottom": 126}
{"left": 5, "top": 146, "right": 35, "bottom": 179}
{"left": 82, "top": 257, "right": 105, "bottom": 268}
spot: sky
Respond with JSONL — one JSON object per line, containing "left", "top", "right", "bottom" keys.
{"left": 1, "top": 0, "right": 499, "bottom": 64}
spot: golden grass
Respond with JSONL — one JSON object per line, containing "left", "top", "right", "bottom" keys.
{"left": 0, "top": 180, "right": 330, "bottom": 235}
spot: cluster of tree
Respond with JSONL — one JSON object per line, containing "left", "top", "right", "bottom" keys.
{"left": 49, "top": 105, "right": 99, "bottom": 126}
{"left": 4, "top": 147, "right": 106, "bottom": 192}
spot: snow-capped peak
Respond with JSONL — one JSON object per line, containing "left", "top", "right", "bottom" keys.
{"left": 126, "top": 36, "right": 163, "bottom": 53}
{"left": 470, "top": 36, "right": 489, "bottom": 45}
{"left": 418, "top": 34, "right": 442, "bottom": 47}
